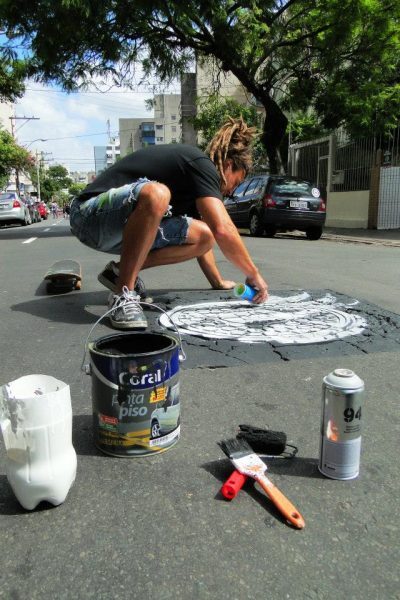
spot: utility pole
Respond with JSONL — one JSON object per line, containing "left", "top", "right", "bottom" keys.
{"left": 35, "top": 150, "right": 41, "bottom": 202}
{"left": 9, "top": 115, "right": 40, "bottom": 195}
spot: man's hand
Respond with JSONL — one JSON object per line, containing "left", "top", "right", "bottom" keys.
{"left": 246, "top": 273, "right": 269, "bottom": 304}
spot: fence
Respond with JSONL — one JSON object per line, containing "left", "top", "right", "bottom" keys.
{"left": 288, "top": 126, "right": 400, "bottom": 229}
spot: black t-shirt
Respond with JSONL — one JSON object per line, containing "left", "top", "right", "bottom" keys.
{"left": 79, "top": 144, "right": 223, "bottom": 217}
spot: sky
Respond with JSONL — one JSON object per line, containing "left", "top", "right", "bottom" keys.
{"left": 15, "top": 78, "right": 180, "bottom": 173}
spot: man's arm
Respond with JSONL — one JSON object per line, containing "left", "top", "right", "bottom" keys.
{"left": 196, "top": 196, "right": 268, "bottom": 303}
{"left": 197, "top": 249, "right": 236, "bottom": 290}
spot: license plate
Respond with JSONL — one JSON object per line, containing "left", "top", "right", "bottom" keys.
{"left": 290, "top": 200, "right": 308, "bottom": 209}
{"left": 0, "top": 204, "right": 8, "bottom": 209}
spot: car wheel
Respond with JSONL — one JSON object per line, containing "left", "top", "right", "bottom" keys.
{"left": 151, "top": 419, "right": 161, "bottom": 439}
{"left": 306, "top": 226, "right": 323, "bottom": 240}
{"left": 249, "top": 212, "right": 264, "bottom": 236}
{"left": 264, "top": 225, "right": 277, "bottom": 238}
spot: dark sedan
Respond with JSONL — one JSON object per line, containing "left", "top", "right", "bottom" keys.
{"left": 224, "top": 175, "right": 326, "bottom": 240}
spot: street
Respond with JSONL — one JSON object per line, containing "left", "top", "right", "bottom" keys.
{"left": 0, "top": 219, "right": 399, "bottom": 600}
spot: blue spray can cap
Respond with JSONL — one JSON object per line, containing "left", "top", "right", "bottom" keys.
{"left": 234, "top": 283, "right": 257, "bottom": 302}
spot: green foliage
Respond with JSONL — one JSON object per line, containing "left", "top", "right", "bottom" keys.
{"left": 192, "top": 94, "right": 260, "bottom": 148}
{"left": 0, "top": 129, "right": 34, "bottom": 190}
{"left": 1, "top": 1, "right": 399, "bottom": 168}
{"left": 68, "top": 182, "right": 86, "bottom": 196}
{"left": 34, "top": 164, "right": 72, "bottom": 201}
{"left": 288, "top": 113, "right": 330, "bottom": 144}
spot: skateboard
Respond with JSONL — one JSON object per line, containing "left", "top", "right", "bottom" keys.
{"left": 44, "top": 260, "right": 82, "bottom": 294}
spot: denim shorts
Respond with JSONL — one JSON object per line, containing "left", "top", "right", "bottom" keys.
{"left": 70, "top": 178, "right": 192, "bottom": 255}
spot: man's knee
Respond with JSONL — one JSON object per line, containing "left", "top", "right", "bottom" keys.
{"left": 137, "top": 182, "right": 171, "bottom": 219}
{"left": 191, "top": 220, "right": 214, "bottom": 253}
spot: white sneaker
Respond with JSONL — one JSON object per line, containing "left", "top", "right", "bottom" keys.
{"left": 108, "top": 287, "right": 148, "bottom": 330}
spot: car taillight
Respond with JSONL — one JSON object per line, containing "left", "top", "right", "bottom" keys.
{"left": 318, "top": 200, "right": 326, "bottom": 212}
{"left": 13, "top": 200, "right": 21, "bottom": 208}
{"left": 263, "top": 194, "right": 276, "bottom": 208}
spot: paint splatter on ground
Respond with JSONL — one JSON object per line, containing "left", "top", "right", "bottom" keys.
{"left": 159, "top": 292, "right": 366, "bottom": 345}
{"left": 148, "top": 289, "right": 400, "bottom": 369}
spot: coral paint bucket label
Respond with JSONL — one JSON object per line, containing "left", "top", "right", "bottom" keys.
{"left": 88, "top": 333, "right": 180, "bottom": 457}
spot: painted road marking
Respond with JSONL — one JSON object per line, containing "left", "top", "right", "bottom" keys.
{"left": 44, "top": 228, "right": 50, "bottom": 232}
{"left": 22, "top": 237, "right": 37, "bottom": 244}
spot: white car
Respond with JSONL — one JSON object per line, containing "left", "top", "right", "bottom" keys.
{"left": 150, "top": 383, "right": 180, "bottom": 439}
{"left": 0, "top": 192, "right": 31, "bottom": 226}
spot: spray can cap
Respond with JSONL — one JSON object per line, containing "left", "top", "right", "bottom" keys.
{"left": 333, "top": 368, "right": 354, "bottom": 378}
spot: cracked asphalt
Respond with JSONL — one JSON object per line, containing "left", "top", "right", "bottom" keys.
{"left": 0, "top": 220, "right": 399, "bottom": 600}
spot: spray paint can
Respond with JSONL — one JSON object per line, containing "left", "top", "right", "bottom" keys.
{"left": 234, "top": 283, "right": 257, "bottom": 302}
{"left": 319, "top": 368, "right": 364, "bottom": 480}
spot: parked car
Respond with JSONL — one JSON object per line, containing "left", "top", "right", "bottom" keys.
{"left": 150, "top": 384, "right": 180, "bottom": 439}
{"left": 36, "top": 201, "right": 48, "bottom": 220}
{"left": 224, "top": 175, "right": 326, "bottom": 240}
{"left": 0, "top": 192, "right": 32, "bottom": 226}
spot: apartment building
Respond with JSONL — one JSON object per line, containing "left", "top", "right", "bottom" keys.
{"left": 94, "top": 137, "right": 121, "bottom": 175}
{"left": 119, "top": 118, "right": 155, "bottom": 156}
{"left": 153, "top": 94, "right": 181, "bottom": 145}
{"left": 0, "top": 101, "right": 13, "bottom": 133}
{"left": 119, "top": 94, "right": 182, "bottom": 156}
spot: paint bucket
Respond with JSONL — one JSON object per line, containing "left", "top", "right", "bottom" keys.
{"left": 88, "top": 332, "right": 181, "bottom": 457}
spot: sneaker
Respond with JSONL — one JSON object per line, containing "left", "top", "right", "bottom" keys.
{"left": 108, "top": 287, "right": 148, "bottom": 330}
{"left": 98, "top": 261, "right": 152, "bottom": 301}
{"left": 98, "top": 260, "right": 119, "bottom": 292}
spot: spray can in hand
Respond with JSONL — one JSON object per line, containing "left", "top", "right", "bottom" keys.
{"left": 234, "top": 283, "right": 257, "bottom": 302}
{"left": 319, "top": 368, "right": 364, "bottom": 480}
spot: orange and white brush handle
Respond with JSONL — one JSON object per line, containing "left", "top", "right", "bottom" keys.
{"left": 232, "top": 456, "right": 305, "bottom": 529}
{"left": 253, "top": 471, "right": 305, "bottom": 529}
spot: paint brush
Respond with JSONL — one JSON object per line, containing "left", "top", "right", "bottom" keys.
{"left": 219, "top": 438, "right": 305, "bottom": 529}
{"left": 221, "top": 469, "right": 247, "bottom": 499}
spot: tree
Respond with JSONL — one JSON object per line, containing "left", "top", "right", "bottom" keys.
{"left": 1, "top": 1, "right": 399, "bottom": 171}
{"left": 32, "top": 164, "right": 72, "bottom": 202}
{"left": 69, "top": 182, "right": 86, "bottom": 197}
{"left": 0, "top": 129, "right": 34, "bottom": 190}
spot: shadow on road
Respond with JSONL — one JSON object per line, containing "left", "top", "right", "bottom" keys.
{"left": 202, "top": 456, "right": 318, "bottom": 527}
{"left": 10, "top": 291, "right": 110, "bottom": 325}
{"left": 202, "top": 455, "right": 321, "bottom": 483}
{"left": 72, "top": 414, "right": 104, "bottom": 458}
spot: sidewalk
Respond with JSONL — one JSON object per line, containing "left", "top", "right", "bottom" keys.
{"left": 322, "top": 227, "right": 400, "bottom": 247}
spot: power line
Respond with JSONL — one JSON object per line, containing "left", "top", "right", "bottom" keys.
{"left": 22, "top": 121, "right": 182, "bottom": 145}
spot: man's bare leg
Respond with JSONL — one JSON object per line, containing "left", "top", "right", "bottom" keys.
{"left": 141, "top": 220, "right": 213, "bottom": 269}
{"left": 116, "top": 183, "right": 171, "bottom": 292}
{"left": 116, "top": 183, "right": 214, "bottom": 292}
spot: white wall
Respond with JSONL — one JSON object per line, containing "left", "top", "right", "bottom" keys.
{"left": 326, "top": 191, "right": 370, "bottom": 228}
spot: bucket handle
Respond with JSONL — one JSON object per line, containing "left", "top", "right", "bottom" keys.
{"left": 81, "top": 299, "right": 187, "bottom": 373}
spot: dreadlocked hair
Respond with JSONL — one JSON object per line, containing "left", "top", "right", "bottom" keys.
{"left": 207, "top": 117, "right": 257, "bottom": 186}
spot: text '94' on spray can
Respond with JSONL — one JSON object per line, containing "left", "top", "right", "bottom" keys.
{"left": 319, "top": 368, "right": 364, "bottom": 480}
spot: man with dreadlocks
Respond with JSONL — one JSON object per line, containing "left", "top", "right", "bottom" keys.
{"left": 70, "top": 117, "right": 268, "bottom": 329}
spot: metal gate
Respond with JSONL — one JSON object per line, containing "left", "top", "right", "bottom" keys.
{"left": 378, "top": 167, "right": 400, "bottom": 229}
